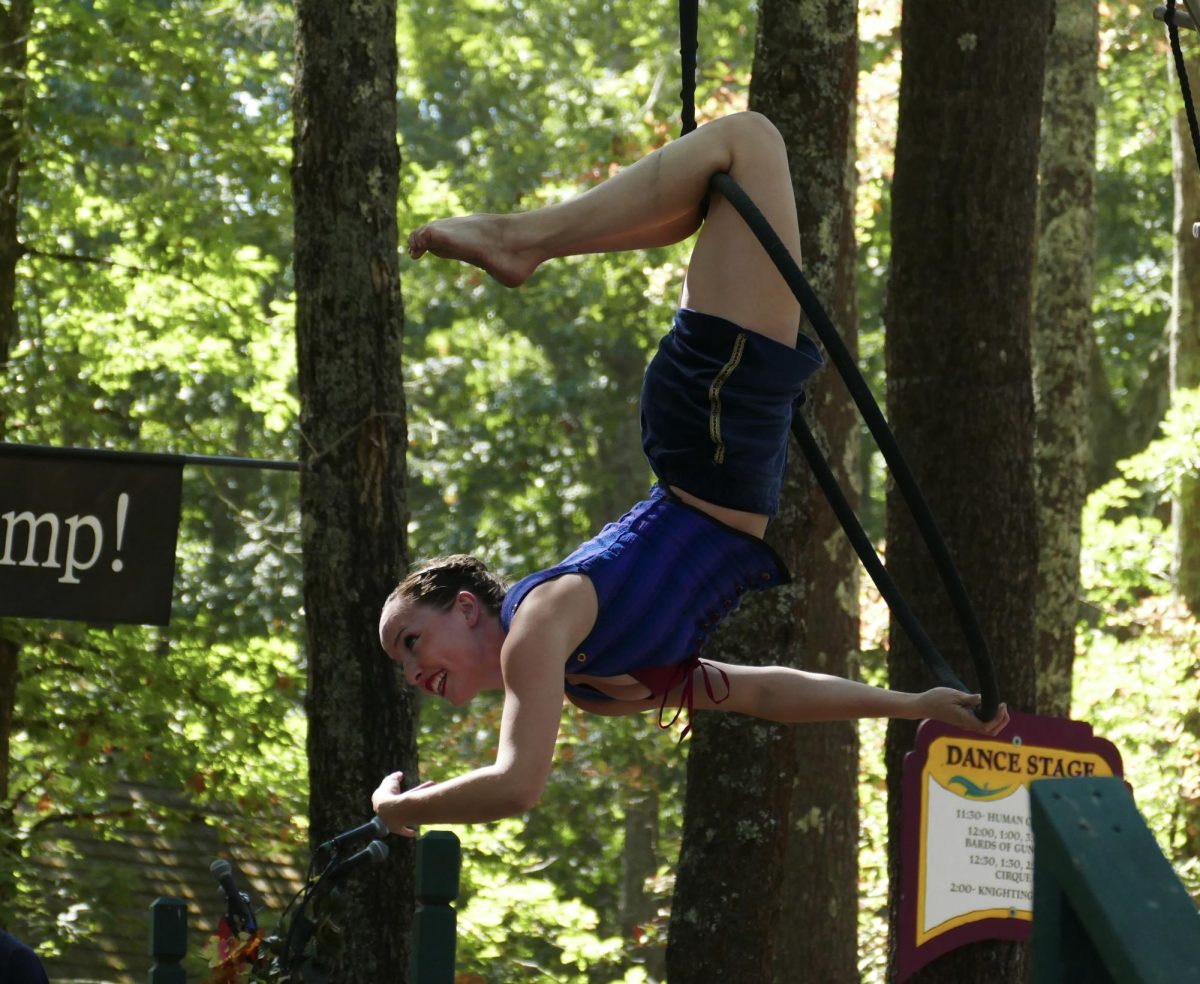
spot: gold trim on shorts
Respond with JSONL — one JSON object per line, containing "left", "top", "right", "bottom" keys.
{"left": 708, "top": 331, "right": 747, "bottom": 465}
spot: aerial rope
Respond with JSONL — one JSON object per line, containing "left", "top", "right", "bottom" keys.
{"left": 677, "top": 0, "right": 1000, "bottom": 720}
{"left": 1156, "top": 1, "right": 1200, "bottom": 237}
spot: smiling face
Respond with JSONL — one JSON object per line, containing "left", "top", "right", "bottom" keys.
{"left": 378, "top": 590, "right": 503, "bottom": 706}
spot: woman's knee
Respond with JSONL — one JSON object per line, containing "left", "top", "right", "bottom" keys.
{"left": 727, "top": 111, "right": 785, "bottom": 156}
{"left": 705, "top": 111, "right": 781, "bottom": 150}
{"left": 711, "top": 113, "right": 787, "bottom": 183}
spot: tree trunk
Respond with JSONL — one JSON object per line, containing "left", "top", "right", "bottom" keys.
{"left": 292, "top": 1, "right": 416, "bottom": 979}
{"left": 1032, "top": 0, "right": 1099, "bottom": 718}
{"left": 667, "top": 5, "right": 862, "bottom": 978}
{"left": 666, "top": 619, "right": 798, "bottom": 982}
{"left": 1169, "top": 47, "right": 1200, "bottom": 611}
{"left": 620, "top": 787, "right": 661, "bottom": 974}
{"left": 884, "top": 2, "right": 1050, "bottom": 981}
{"left": 750, "top": 3, "right": 862, "bottom": 982}
{"left": 666, "top": 428, "right": 800, "bottom": 980}
{"left": 1085, "top": 326, "right": 1171, "bottom": 490}
{"left": 0, "top": 0, "right": 28, "bottom": 390}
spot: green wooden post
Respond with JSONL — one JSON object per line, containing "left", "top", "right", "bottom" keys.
{"left": 1031, "top": 776, "right": 1200, "bottom": 983}
{"left": 149, "top": 896, "right": 187, "bottom": 984}
{"left": 412, "top": 830, "right": 461, "bottom": 984}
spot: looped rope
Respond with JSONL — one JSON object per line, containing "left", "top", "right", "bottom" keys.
{"left": 679, "top": 0, "right": 699, "bottom": 135}
{"left": 708, "top": 172, "right": 1000, "bottom": 721}
{"left": 676, "top": 0, "right": 999, "bottom": 720}
{"left": 1167, "top": 0, "right": 1200, "bottom": 188}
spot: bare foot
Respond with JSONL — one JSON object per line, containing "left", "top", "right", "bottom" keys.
{"left": 406, "top": 214, "right": 540, "bottom": 288}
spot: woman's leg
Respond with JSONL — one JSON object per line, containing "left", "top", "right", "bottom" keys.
{"left": 679, "top": 115, "right": 802, "bottom": 348}
{"left": 407, "top": 112, "right": 802, "bottom": 345}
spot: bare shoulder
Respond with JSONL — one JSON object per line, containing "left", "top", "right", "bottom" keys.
{"left": 504, "top": 573, "right": 598, "bottom": 663}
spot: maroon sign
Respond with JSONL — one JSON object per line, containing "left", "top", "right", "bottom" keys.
{"left": 896, "top": 712, "right": 1124, "bottom": 980}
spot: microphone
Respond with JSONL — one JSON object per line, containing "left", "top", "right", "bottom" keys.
{"left": 210, "top": 859, "right": 257, "bottom": 934}
{"left": 324, "top": 839, "right": 389, "bottom": 884}
{"left": 318, "top": 814, "right": 389, "bottom": 853}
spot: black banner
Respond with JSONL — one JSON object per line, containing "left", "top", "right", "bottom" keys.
{"left": 0, "top": 450, "right": 183, "bottom": 625}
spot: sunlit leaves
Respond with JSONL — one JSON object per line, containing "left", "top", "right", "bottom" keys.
{"left": 1075, "top": 398, "right": 1200, "bottom": 902}
{"left": 1093, "top": 2, "right": 1175, "bottom": 401}
{"left": 3, "top": 0, "right": 305, "bottom": 956}
{"left": 1083, "top": 386, "right": 1200, "bottom": 602}
{"left": 396, "top": 0, "right": 754, "bottom": 573}
{"left": 1119, "top": 385, "right": 1200, "bottom": 489}
{"left": 15, "top": 0, "right": 294, "bottom": 454}
{"left": 455, "top": 818, "right": 624, "bottom": 981}
{"left": 1075, "top": 584, "right": 1200, "bottom": 903}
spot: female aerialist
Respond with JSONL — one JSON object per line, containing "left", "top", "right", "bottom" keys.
{"left": 372, "top": 112, "right": 1009, "bottom": 835}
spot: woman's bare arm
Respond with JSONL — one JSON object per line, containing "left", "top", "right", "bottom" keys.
{"left": 569, "top": 661, "right": 1009, "bottom": 736}
{"left": 373, "top": 577, "right": 596, "bottom": 832}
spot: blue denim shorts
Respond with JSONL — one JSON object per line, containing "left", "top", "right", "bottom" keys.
{"left": 640, "top": 308, "right": 824, "bottom": 515}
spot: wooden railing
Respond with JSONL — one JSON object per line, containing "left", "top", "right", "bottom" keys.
{"left": 1030, "top": 776, "right": 1200, "bottom": 983}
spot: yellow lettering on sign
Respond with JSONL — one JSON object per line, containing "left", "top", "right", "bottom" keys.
{"left": 931, "top": 738, "right": 1110, "bottom": 800}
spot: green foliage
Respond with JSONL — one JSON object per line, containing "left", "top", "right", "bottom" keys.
{"left": 449, "top": 809, "right": 669, "bottom": 984}
{"left": 1082, "top": 385, "right": 1200, "bottom": 603}
{"left": 1074, "top": 596, "right": 1200, "bottom": 898}
{"left": 1, "top": 0, "right": 306, "bottom": 960}
{"left": 1118, "top": 385, "right": 1200, "bottom": 493}
{"left": 17, "top": 0, "right": 294, "bottom": 456}
{"left": 1082, "top": 476, "right": 1173, "bottom": 604}
{"left": 856, "top": 713, "right": 890, "bottom": 983}
{"left": 1076, "top": 411, "right": 1200, "bottom": 901}
{"left": 416, "top": 694, "right": 683, "bottom": 979}
{"left": 1093, "top": 5, "right": 1175, "bottom": 404}
{"left": 6, "top": 620, "right": 307, "bottom": 946}
{"left": 854, "top": 0, "right": 900, "bottom": 542}
{"left": 6, "top": 0, "right": 1197, "bottom": 978}
{"left": 455, "top": 818, "right": 627, "bottom": 982}
{"left": 396, "top": 0, "right": 755, "bottom": 566}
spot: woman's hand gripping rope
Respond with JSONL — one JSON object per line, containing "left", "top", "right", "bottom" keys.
{"left": 918, "top": 688, "right": 1010, "bottom": 737}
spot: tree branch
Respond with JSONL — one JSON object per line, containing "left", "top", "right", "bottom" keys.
{"left": 26, "top": 804, "right": 142, "bottom": 838}
{"left": 22, "top": 243, "right": 240, "bottom": 311}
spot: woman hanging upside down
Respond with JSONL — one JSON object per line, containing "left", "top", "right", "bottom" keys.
{"left": 371, "top": 112, "right": 1009, "bottom": 835}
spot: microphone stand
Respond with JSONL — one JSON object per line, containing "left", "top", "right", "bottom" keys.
{"left": 274, "top": 839, "right": 389, "bottom": 982}
{"left": 203, "top": 825, "right": 390, "bottom": 982}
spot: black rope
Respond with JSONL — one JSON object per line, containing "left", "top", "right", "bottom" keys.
{"left": 678, "top": 0, "right": 698, "bottom": 135}
{"left": 1168, "top": 0, "right": 1200, "bottom": 182}
{"left": 789, "top": 413, "right": 958, "bottom": 691}
{"left": 678, "top": 0, "right": 998, "bottom": 717}
{"left": 710, "top": 172, "right": 1000, "bottom": 721}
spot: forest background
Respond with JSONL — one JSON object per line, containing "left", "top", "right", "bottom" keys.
{"left": 0, "top": 0, "right": 1198, "bottom": 982}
